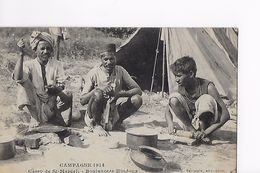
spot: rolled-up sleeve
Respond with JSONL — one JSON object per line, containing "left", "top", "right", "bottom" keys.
{"left": 81, "top": 70, "right": 95, "bottom": 96}
{"left": 55, "top": 61, "right": 67, "bottom": 84}
{"left": 120, "top": 67, "right": 140, "bottom": 89}
{"left": 12, "top": 61, "right": 30, "bottom": 84}
{"left": 12, "top": 61, "right": 35, "bottom": 109}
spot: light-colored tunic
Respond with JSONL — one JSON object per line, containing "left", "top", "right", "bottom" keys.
{"left": 13, "top": 58, "right": 66, "bottom": 123}
{"left": 81, "top": 64, "right": 140, "bottom": 130}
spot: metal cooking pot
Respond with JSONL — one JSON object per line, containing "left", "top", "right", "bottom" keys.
{"left": 126, "top": 127, "right": 158, "bottom": 149}
{"left": 0, "top": 135, "right": 16, "bottom": 160}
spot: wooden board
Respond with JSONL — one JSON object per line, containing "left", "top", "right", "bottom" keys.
{"left": 170, "top": 136, "right": 198, "bottom": 146}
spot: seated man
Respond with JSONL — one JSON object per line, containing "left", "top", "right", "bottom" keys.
{"left": 80, "top": 43, "right": 142, "bottom": 136}
{"left": 13, "top": 31, "right": 73, "bottom": 129}
{"left": 165, "top": 56, "right": 230, "bottom": 141}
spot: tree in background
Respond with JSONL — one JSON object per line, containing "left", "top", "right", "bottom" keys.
{"left": 95, "top": 28, "right": 136, "bottom": 39}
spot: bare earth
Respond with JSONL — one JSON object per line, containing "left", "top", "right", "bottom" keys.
{"left": 0, "top": 59, "right": 237, "bottom": 173}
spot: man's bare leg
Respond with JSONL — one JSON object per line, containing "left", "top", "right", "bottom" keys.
{"left": 55, "top": 91, "right": 73, "bottom": 126}
{"left": 87, "top": 90, "right": 105, "bottom": 125}
{"left": 115, "top": 94, "right": 142, "bottom": 130}
{"left": 199, "top": 112, "right": 214, "bottom": 131}
{"left": 169, "top": 97, "right": 196, "bottom": 132}
{"left": 26, "top": 105, "right": 40, "bottom": 129}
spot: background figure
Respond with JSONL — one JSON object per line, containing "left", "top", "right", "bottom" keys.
{"left": 49, "top": 27, "right": 70, "bottom": 60}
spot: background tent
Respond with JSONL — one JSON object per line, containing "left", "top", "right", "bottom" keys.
{"left": 116, "top": 28, "right": 238, "bottom": 100}
{"left": 116, "top": 28, "right": 164, "bottom": 91}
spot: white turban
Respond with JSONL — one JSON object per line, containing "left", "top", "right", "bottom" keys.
{"left": 30, "top": 31, "right": 54, "bottom": 51}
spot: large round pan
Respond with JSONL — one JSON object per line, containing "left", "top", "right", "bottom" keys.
{"left": 130, "top": 145, "right": 167, "bottom": 171}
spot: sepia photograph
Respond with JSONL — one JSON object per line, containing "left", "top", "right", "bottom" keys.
{"left": 0, "top": 27, "right": 237, "bottom": 173}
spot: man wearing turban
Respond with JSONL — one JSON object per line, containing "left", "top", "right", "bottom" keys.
{"left": 13, "top": 31, "right": 73, "bottom": 129}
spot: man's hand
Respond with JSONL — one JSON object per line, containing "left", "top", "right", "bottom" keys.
{"left": 56, "top": 100, "right": 65, "bottom": 109}
{"left": 193, "top": 131, "right": 206, "bottom": 139}
{"left": 17, "top": 39, "right": 25, "bottom": 56}
{"left": 28, "top": 116, "right": 40, "bottom": 130}
{"left": 46, "top": 84, "right": 62, "bottom": 95}
{"left": 109, "top": 92, "right": 120, "bottom": 104}
{"left": 36, "top": 92, "right": 49, "bottom": 103}
{"left": 97, "top": 85, "right": 114, "bottom": 97}
{"left": 167, "top": 123, "right": 176, "bottom": 134}
{"left": 103, "top": 85, "right": 114, "bottom": 95}
{"left": 94, "top": 125, "right": 109, "bottom": 137}
{"left": 17, "top": 38, "right": 25, "bottom": 49}
{"left": 109, "top": 90, "right": 126, "bottom": 104}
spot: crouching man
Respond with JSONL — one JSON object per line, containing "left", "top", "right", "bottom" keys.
{"left": 13, "top": 31, "right": 73, "bottom": 129}
{"left": 165, "top": 56, "right": 230, "bottom": 142}
{"left": 80, "top": 43, "right": 142, "bottom": 136}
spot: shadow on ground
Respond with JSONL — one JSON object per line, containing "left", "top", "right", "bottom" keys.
{"left": 0, "top": 148, "right": 42, "bottom": 166}
{"left": 211, "top": 130, "right": 237, "bottom": 144}
{"left": 165, "top": 161, "right": 182, "bottom": 172}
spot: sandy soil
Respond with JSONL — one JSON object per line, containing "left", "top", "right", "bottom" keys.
{"left": 0, "top": 58, "right": 237, "bottom": 173}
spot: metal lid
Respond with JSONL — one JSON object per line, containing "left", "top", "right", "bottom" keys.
{"left": 0, "top": 134, "right": 14, "bottom": 143}
{"left": 126, "top": 127, "right": 158, "bottom": 136}
{"left": 130, "top": 146, "right": 167, "bottom": 171}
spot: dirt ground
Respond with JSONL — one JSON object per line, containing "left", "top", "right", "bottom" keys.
{"left": 0, "top": 58, "right": 237, "bottom": 173}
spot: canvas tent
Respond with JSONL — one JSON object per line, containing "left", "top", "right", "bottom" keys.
{"left": 116, "top": 28, "right": 237, "bottom": 100}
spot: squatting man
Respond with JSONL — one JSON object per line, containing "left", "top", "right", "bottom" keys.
{"left": 13, "top": 31, "right": 75, "bottom": 129}
{"left": 80, "top": 43, "right": 143, "bottom": 136}
{"left": 165, "top": 56, "right": 230, "bottom": 143}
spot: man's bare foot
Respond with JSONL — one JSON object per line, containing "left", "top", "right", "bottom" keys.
{"left": 94, "top": 125, "right": 109, "bottom": 137}
{"left": 201, "top": 137, "right": 212, "bottom": 145}
{"left": 29, "top": 117, "right": 40, "bottom": 130}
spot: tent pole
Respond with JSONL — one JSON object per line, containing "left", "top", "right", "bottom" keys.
{"left": 161, "top": 40, "right": 166, "bottom": 97}
{"left": 150, "top": 28, "right": 162, "bottom": 92}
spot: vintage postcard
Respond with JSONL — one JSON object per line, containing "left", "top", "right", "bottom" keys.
{"left": 0, "top": 27, "right": 237, "bottom": 173}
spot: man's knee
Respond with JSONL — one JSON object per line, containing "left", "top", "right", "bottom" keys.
{"left": 196, "top": 94, "right": 218, "bottom": 113}
{"left": 65, "top": 91, "right": 73, "bottom": 104}
{"left": 169, "top": 97, "right": 181, "bottom": 108}
{"left": 168, "top": 97, "right": 187, "bottom": 119}
{"left": 59, "top": 91, "right": 73, "bottom": 106}
{"left": 130, "top": 94, "right": 142, "bottom": 109}
{"left": 197, "top": 94, "right": 215, "bottom": 103}
{"left": 92, "top": 89, "right": 104, "bottom": 102}
{"left": 196, "top": 94, "right": 219, "bottom": 123}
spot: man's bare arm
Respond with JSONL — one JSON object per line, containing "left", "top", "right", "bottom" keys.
{"left": 80, "top": 89, "right": 96, "bottom": 105}
{"left": 13, "top": 39, "right": 25, "bottom": 80}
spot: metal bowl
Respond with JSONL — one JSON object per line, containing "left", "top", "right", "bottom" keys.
{"left": 0, "top": 135, "right": 16, "bottom": 160}
{"left": 126, "top": 127, "right": 158, "bottom": 149}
